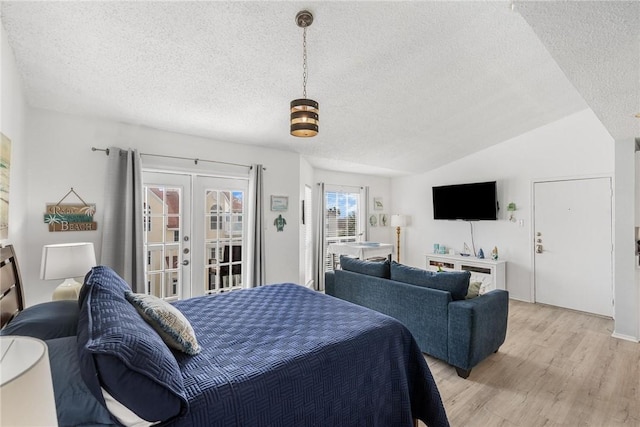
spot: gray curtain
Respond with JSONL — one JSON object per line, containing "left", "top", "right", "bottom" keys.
{"left": 313, "top": 182, "right": 326, "bottom": 291}
{"left": 362, "top": 186, "right": 370, "bottom": 241}
{"left": 247, "top": 164, "right": 265, "bottom": 287}
{"left": 100, "top": 147, "right": 144, "bottom": 292}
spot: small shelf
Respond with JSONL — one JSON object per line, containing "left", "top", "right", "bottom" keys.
{"left": 429, "top": 260, "right": 454, "bottom": 269}
{"left": 426, "top": 253, "right": 506, "bottom": 293}
{"left": 461, "top": 265, "right": 492, "bottom": 275}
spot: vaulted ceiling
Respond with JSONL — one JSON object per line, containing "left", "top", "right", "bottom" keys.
{"left": 1, "top": 1, "right": 638, "bottom": 176}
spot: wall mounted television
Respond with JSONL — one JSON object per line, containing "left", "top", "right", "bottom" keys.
{"left": 432, "top": 181, "right": 498, "bottom": 221}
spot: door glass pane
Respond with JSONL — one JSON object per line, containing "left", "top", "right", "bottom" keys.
{"left": 203, "top": 189, "right": 244, "bottom": 294}
{"left": 148, "top": 273, "right": 162, "bottom": 298}
{"left": 148, "top": 245, "right": 163, "bottom": 272}
{"left": 165, "top": 271, "right": 179, "bottom": 299}
{"left": 143, "top": 184, "right": 182, "bottom": 299}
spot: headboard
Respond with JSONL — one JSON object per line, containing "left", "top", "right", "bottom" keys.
{"left": 0, "top": 245, "right": 25, "bottom": 329}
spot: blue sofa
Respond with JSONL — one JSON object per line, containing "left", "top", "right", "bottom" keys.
{"left": 325, "top": 256, "right": 509, "bottom": 378}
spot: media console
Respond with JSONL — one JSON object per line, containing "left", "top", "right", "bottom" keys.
{"left": 425, "top": 253, "right": 506, "bottom": 294}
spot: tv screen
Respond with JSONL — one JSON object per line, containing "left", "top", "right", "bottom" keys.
{"left": 432, "top": 181, "right": 498, "bottom": 221}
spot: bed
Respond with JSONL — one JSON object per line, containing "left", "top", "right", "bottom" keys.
{"left": 1, "top": 245, "right": 449, "bottom": 427}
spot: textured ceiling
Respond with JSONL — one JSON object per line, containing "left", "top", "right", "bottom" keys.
{"left": 1, "top": 1, "right": 638, "bottom": 176}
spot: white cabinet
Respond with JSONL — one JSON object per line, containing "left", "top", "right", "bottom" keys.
{"left": 425, "top": 253, "right": 506, "bottom": 294}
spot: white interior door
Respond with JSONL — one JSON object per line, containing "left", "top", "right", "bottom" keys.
{"left": 533, "top": 178, "right": 613, "bottom": 316}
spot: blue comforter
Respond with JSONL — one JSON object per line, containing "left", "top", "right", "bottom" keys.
{"left": 170, "top": 283, "right": 449, "bottom": 427}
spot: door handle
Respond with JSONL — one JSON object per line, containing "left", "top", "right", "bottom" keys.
{"left": 536, "top": 244, "right": 543, "bottom": 254}
{"left": 182, "top": 260, "right": 190, "bottom": 266}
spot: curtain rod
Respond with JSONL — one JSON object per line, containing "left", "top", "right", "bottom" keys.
{"left": 318, "top": 182, "right": 364, "bottom": 190}
{"left": 91, "top": 147, "right": 263, "bottom": 170}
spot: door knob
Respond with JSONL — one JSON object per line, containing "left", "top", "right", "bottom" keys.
{"left": 182, "top": 260, "right": 190, "bottom": 266}
{"left": 535, "top": 244, "right": 543, "bottom": 254}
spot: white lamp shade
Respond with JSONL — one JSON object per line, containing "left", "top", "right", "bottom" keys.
{"left": 390, "top": 214, "right": 407, "bottom": 227}
{"left": 0, "top": 336, "right": 58, "bottom": 426}
{"left": 40, "top": 242, "right": 97, "bottom": 280}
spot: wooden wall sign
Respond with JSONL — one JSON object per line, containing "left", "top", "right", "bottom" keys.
{"left": 44, "top": 188, "right": 97, "bottom": 232}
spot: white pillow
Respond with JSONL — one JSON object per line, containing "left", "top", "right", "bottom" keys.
{"left": 124, "top": 291, "right": 201, "bottom": 355}
{"left": 102, "top": 388, "right": 158, "bottom": 427}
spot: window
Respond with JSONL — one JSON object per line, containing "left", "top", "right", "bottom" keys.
{"left": 143, "top": 203, "right": 152, "bottom": 231}
{"left": 324, "top": 186, "right": 364, "bottom": 272}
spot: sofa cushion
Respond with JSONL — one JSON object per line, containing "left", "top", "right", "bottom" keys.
{"left": 390, "top": 262, "right": 470, "bottom": 301}
{"left": 340, "top": 255, "right": 390, "bottom": 279}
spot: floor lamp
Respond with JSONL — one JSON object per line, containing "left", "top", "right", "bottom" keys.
{"left": 390, "top": 215, "right": 407, "bottom": 263}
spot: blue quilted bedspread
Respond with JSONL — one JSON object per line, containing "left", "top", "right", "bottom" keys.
{"left": 170, "top": 283, "right": 449, "bottom": 427}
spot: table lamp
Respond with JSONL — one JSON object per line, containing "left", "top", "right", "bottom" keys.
{"left": 0, "top": 336, "right": 58, "bottom": 426}
{"left": 390, "top": 215, "right": 407, "bottom": 263}
{"left": 40, "top": 242, "right": 96, "bottom": 300}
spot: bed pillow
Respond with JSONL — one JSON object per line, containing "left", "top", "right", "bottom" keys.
{"left": 46, "top": 336, "right": 116, "bottom": 427}
{"left": 340, "top": 255, "right": 391, "bottom": 278}
{"left": 125, "top": 291, "right": 201, "bottom": 355}
{"left": 77, "top": 266, "right": 188, "bottom": 424}
{"left": 1, "top": 300, "right": 79, "bottom": 340}
{"left": 390, "top": 262, "right": 470, "bottom": 301}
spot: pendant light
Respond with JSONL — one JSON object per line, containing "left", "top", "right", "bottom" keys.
{"left": 290, "top": 10, "right": 318, "bottom": 137}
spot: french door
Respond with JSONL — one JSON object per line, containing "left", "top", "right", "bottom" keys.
{"left": 143, "top": 171, "right": 248, "bottom": 300}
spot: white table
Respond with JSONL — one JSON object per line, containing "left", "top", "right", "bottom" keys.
{"left": 327, "top": 242, "right": 395, "bottom": 269}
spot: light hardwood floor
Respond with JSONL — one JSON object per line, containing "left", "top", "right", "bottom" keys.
{"left": 420, "top": 300, "right": 640, "bottom": 426}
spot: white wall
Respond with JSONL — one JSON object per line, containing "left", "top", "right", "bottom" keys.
{"left": 391, "top": 109, "right": 614, "bottom": 303}
{"left": 24, "top": 108, "right": 302, "bottom": 305}
{"left": 0, "top": 23, "right": 28, "bottom": 257}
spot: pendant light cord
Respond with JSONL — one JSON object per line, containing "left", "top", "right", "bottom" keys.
{"left": 302, "top": 26, "right": 308, "bottom": 98}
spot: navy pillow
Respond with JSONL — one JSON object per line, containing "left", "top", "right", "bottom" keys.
{"left": 47, "top": 336, "right": 115, "bottom": 427}
{"left": 340, "top": 255, "right": 390, "bottom": 278}
{"left": 77, "top": 266, "right": 188, "bottom": 423}
{"left": 1, "top": 300, "right": 78, "bottom": 339}
{"left": 390, "top": 262, "right": 470, "bottom": 301}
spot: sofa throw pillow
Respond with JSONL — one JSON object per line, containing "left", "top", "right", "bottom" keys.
{"left": 390, "top": 262, "right": 470, "bottom": 301}
{"left": 125, "top": 291, "right": 201, "bottom": 356}
{"left": 466, "top": 281, "right": 482, "bottom": 299}
{"left": 339, "top": 255, "right": 390, "bottom": 278}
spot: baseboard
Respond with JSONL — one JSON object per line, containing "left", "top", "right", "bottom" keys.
{"left": 508, "top": 296, "right": 533, "bottom": 303}
{"left": 611, "top": 332, "right": 639, "bottom": 342}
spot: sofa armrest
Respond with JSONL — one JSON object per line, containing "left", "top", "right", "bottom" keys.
{"left": 325, "top": 271, "right": 336, "bottom": 295}
{"left": 447, "top": 289, "right": 509, "bottom": 371}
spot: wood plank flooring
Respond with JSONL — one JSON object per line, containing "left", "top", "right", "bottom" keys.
{"left": 420, "top": 300, "right": 640, "bottom": 426}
